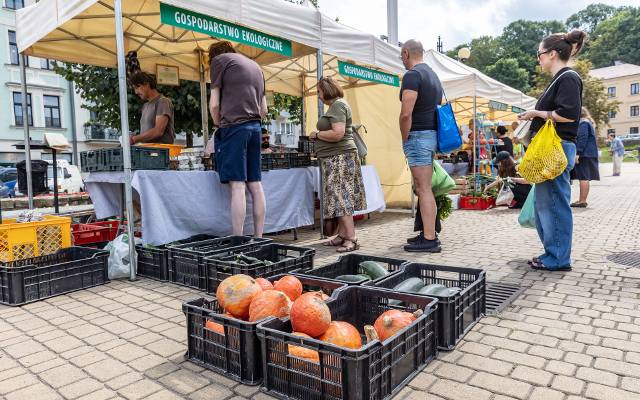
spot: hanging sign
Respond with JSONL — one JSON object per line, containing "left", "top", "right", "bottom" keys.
{"left": 511, "top": 106, "right": 526, "bottom": 114}
{"left": 489, "top": 100, "right": 508, "bottom": 111}
{"left": 156, "top": 65, "right": 180, "bottom": 86}
{"left": 338, "top": 61, "right": 399, "bottom": 87}
{"left": 159, "top": 3, "right": 292, "bottom": 57}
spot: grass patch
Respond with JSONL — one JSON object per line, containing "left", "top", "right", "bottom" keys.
{"left": 598, "top": 147, "right": 639, "bottom": 163}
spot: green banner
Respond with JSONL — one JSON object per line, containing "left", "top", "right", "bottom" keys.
{"left": 511, "top": 106, "right": 526, "bottom": 114}
{"left": 489, "top": 100, "right": 508, "bottom": 111}
{"left": 159, "top": 3, "right": 292, "bottom": 57}
{"left": 338, "top": 61, "right": 399, "bottom": 87}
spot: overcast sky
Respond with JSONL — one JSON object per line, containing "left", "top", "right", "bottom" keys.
{"left": 315, "top": 0, "right": 640, "bottom": 51}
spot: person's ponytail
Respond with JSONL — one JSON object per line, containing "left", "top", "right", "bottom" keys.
{"left": 565, "top": 30, "right": 587, "bottom": 57}
{"left": 541, "top": 29, "right": 588, "bottom": 61}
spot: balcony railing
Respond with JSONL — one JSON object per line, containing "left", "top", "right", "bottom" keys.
{"left": 84, "top": 125, "right": 121, "bottom": 141}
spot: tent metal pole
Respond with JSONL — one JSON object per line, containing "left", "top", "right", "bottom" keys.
{"left": 316, "top": 49, "right": 325, "bottom": 239}
{"left": 473, "top": 94, "right": 478, "bottom": 192}
{"left": 198, "top": 50, "right": 209, "bottom": 145}
{"left": 19, "top": 53, "right": 34, "bottom": 209}
{"left": 114, "top": 0, "right": 137, "bottom": 281}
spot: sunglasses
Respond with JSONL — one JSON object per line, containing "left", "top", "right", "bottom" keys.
{"left": 537, "top": 49, "right": 552, "bottom": 59}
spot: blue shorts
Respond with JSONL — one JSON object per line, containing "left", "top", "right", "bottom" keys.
{"left": 403, "top": 129, "right": 437, "bottom": 167}
{"left": 215, "top": 121, "right": 261, "bottom": 183}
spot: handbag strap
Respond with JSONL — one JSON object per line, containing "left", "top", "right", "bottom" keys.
{"left": 541, "top": 69, "right": 581, "bottom": 99}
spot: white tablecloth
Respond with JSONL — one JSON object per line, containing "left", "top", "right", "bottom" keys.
{"left": 85, "top": 165, "right": 385, "bottom": 245}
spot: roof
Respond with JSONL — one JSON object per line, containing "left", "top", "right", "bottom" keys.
{"left": 590, "top": 63, "right": 640, "bottom": 80}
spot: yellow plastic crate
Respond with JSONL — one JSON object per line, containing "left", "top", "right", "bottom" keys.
{"left": 137, "top": 143, "right": 184, "bottom": 158}
{"left": 0, "top": 215, "right": 72, "bottom": 262}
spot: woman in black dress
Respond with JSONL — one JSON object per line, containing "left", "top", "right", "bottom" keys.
{"left": 571, "top": 107, "right": 600, "bottom": 207}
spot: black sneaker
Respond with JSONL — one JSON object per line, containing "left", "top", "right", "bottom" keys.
{"left": 404, "top": 237, "right": 441, "bottom": 253}
{"left": 406, "top": 233, "right": 423, "bottom": 244}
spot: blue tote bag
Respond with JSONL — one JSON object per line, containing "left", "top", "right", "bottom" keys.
{"left": 437, "top": 93, "right": 463, "bottom": 154}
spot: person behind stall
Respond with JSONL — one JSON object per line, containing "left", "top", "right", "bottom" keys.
{"left": 484, "top": 151, "right": 531, "bottom": 208}
{"left": 570, "top": 107, "right": 599, "bottom": 207}
{"left": 261, "top": 128, "right": 273, "bottom": 154}
{"left": 130, "top": 72, "right": 175, "bottom": 145}
{"left": 208, "top": 41, "right": 267, "bottom": 237}
{"left": 609, "top": 132, "right": 625, "bottom": 177}
{"left": 309, "top": 77, "right": 366, "bottom": 253}
{"left": 495, "top": 125, "right": 514, "bottom": 156}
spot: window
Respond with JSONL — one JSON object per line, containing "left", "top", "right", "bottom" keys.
{"left": 8, "top": 30, "right": 19, "bottom": 65}
{"left": 631, "top": 127, "right": 639, "bottom": 135}
{"left": 43, "top": 95, "right": 61, "bottom": 128}
{"left": 631, "top": 106, "right": 640, "bottom": 117}
{"left": 12, "top": 92, "right": 32, "bottom": 126}
{"left": 607, "top": 129, "right": 616, "bottom": 135}
{"left": 608, "top": 110, "right": 617, "bottom": 119}
{"left": 632, "top": 83, "right": 640, "bottom": 96}
{"left": 607, "top": 87, "right": 616, "bottom": 98}
{"left": 5, "top": 0, "right": 25, "bottom": 10}
{"left": 40, "top": 58, "right": 55, "bottom": 70}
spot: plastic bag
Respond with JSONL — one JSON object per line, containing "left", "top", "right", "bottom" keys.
{"left": 496, "top": 182, "right": 514, "bottom": 206}
{"left": 437, "top": 102, "right": 463, "bottom": 153}
{"left": 106, "top": 234, "right": 136, "bottom": 279}
{"left": 432, "top": 160, "right": 456, "bottom": 197}
{"left": 518, "top": 185, "right": 536, "bottom": 228}
{"left": 519, "top": 120, "right": 567, "bottom": 183}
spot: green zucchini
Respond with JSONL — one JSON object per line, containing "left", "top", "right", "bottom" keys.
{"left": 419, "top": 284, "right": 448, "bottom": 296}
{"left": 359, "top": 261, "right": 389, "bottom": 280}
{"left": 335, "top": 274, "right": 371, "bottom": 282}
{"left": 392, "top": 277, "right": 425, "bottom": 293}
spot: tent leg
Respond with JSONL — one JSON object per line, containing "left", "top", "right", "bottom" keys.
{"left": 316, "top": 49, "right": 325, "bottom": 239}
{"left": 19, "top": 53, "right": 33, "bottom": 209}
{"left": 198, "top": 50, "right": 209, "bottom": 145}
{"left": 114, "top": 0, "right": 136, "bottom": 281}
{"left": 473, "top": 95, "right": 478, "bottom": 192}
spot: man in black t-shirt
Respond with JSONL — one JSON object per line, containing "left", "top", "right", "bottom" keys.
{"left": 399, "top": 39, "right": 443, "bottom": 253}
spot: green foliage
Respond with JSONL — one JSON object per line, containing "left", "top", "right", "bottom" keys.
{"left": 565, "top": 3, "right": 618, "bottom": 35}
{"left": 588, "top": 7, "right": 640, "bottom": 68}
{"left": 435, "top": 195, "right": 453, "bottom": 221}
{"left": 528, "top": 59, "right": 620, "bottom": 133}
{"left": 485, "top": 58, "right": 530, "bottom": 93}
{"left": 54, "top": 63, "right": 207, "bottom": 136}
{"left": 267, "top": 93, "right": 303, "bottom": 124}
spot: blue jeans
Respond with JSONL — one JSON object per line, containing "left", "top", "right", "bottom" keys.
{"left": 534, "top": 140, "right": 577, "bottom": 268}
{"left": 402, "top": 130, "right": 437, "bottom": 167}
{"left": 215, "top": 121, "right": 262, "bottom": 183}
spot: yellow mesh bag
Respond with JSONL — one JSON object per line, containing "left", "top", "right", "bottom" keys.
{"left": 519, "top": 119, "right": 568, "bottom": 184}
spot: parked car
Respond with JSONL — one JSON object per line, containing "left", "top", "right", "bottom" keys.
{"left": 0, "top": 180, "right": 10, "bottom": 198}
{"left": 0, "top": 168, "right": 17, "bottom": 197}
{"left": 47, "top": 160, "right": 85, "bottom": 193}
{"left": 622, "top": 134, "right": 640, "bottom": 141}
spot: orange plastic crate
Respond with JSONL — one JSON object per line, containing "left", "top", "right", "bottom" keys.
{"left": 137, "top": 143, "right": 184, "bottom": 158}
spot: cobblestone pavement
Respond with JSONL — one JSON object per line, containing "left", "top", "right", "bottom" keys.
{"left": 1, "top": 163, "right": 639, "bottom": 400}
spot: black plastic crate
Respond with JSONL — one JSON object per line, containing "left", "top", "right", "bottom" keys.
{"left": 168, "top": 236, "right": 272, "bottom": 290}
{"left": 0, "top": 247, "right": 109, "bottom": 306}
{"left": 261, "top": 153, "right": 290, "bottom": 171}
{"left": 205, "top": 244, "right": 315, "bottom": 295}
{"left": 257, "top": 286, "right": 438, "bottom": 400}
{"left": 287, "top": 153, "right": 312, "bottom": 168}
{"left": 103, "top": 147, "right": 169, "bottom": 171}
{"left": 183, "top": 275, "right": 346, "bottom": 385}
{"left": 370, "top": 263, "right": 486, "bottom": 350}
{"left": 80, "top": 150, "right": 105, "bottom": 172}
{"left": 136, "top": 234, "right": 217, "bottom": 281}
{"left": 297, "top": 136, "right": 316, "bottom": 155}
{"left": 293, "top": 254, "right": 408, "bottom": 286}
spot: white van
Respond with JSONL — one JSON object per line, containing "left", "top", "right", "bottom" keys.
{"left": 47, "top": 160, "right": 85, "bottom": 193}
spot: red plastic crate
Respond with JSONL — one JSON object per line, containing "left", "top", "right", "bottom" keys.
{"left": 459, "top": 196, "right": 495, "bottom": 210}
{"left": 72, "top": 221, "right": 119, "bottom": 245}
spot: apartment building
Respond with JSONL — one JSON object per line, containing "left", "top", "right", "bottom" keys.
{"left": 590, "top": 62, "right": 640, "bottom": 139}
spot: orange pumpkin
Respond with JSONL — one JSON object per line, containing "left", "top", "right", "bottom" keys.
{"left": 255, "top": 277, "right": 274, "bottom": 291}
{"left": 216, "top": 274, "right": 262, "bottom": 319}
{"left": 319, "top": 321, "right": 362, "bottom": 349}
{"left": 290, "top": 292, "right": 332, "bottom": 338}
{"left": 373, "top": 310, "right": 420, "bottom": 341}
{"left": 318, "top": 292, "right": 330, "bottom": 301}
{"left": 288, "top": 332, "right": 320, "bottom": 363}
{"left": 248, "top": 290, "right": 292, "bottom": 322}
{"left": 204, "top": 312, "right": 233, "bottom": 336}
{"left": 273, "top": 275, "right": 303, "bottom": 301}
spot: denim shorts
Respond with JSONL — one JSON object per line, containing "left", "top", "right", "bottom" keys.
{"left": 215, "top": 121, "right": 261, "bottom": 183}
{"left": 403, "top": 129, "right": 437, "bottom": 167}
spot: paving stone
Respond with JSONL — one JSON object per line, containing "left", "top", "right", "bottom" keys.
{"left": 43, "top": 336, "right": 85, "bottom": 353}
{"left": 84, "top": 358, "right": 133, "bottom": 382}
{"left": 576, "top": 366, "right": 619, "bottom": 386}
{"left": 433, "top": 363, "right": 474, "bottom": 383}
{"left": 145, "top": 339, "right": 184, "bottom": 357}
{"left": 469, "top": 372, "right": 532, "bottom": 399}
{"left": 492, "top": 349, "right": 545, "bottom": 368}
{"left": 107, "top": 343, "right": 151, "bottom": 363}
{"left": 564, "top": 352, "right": 593, "bottom": 367}
{"left": 76, "top": 388, "right": 119, "bottom": 400}
{"left": 158, "top": 369, "right": 210, "bottom": 395}
{"left": 429, "top": 378, "right": 493, "bottom": 400}
{"left": 585, "top": 383, "right": 639, "bottom": 400}
{"left": 552, "top": 375, "right": 585, "bottom": 395}
{"left": 529, "top": 387, "right": 565, "bottom": 400}
{"left": 0, "top": 373, "right": 41, "bottom": 395}
{"left": 105, "top": 371, "right": 144, "bottom": 390}
{"left": 117, "top": 379, "right": 163, "bottom": 400}
{"left": 5, "top": 383, "right": 61, "bottom": 400}
{"left": 458, "top": 341, "right": 494, "bottom": 357}
{"left": 458, "top": 354, "right": 513, "bottom": 375}
{"left": 145, "top": 390, "right": 185, "bottom": 400}
{"left": 409, "top": 371, "right": 439, "bottom": 389}
{"left": 594, "top": 357, "right": 640, "bottom": 378}
{"left": 511, "top": 365, "right": 553, "bottom": 386}
{"left": 546, "top": 360, "right": 578, "bottom": 376}
{"left": 39, "top": 363, "right": 88, "bottom": 388}
{"left": 620, "top": 377, "right": 640, "bottom": 394}
{"left": 586, "top": 345, "right": 624, "bottom": 360}
{"left": 69, "top": 350, "right": 109, "bottom": 368}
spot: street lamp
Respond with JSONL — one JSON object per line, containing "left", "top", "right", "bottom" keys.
{"left": 458, "top": 47, "right": 471, "bottom": 63}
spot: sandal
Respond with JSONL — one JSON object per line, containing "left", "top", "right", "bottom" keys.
{"left": 337, "top": 238, "right": 360, "bottom": 253}
{"left": 570, "top": 202, "right": 587, "bottom": 208}
{"left": 527, "top": 257, "right": 540, "bottom": 266}
{"left": 323, "top": 236, "right": 344, "bottom": 247}
{"left": 530, "top": 260, "right": 572, "bottom": 271}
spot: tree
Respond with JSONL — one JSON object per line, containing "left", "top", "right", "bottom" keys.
{"left": 267, "top": 93, "right": 303, "bottom": 124}
{"left": 54, "top": 63, "right": 207, "bottom": 140}
{"left": 446, "top": 36, "right": 504, "bottom": 72}
{"left": 485, "top": 58, "right": 530, "bottom": 93}
{"left": 588, "top": 7, "right": 640, "bottom": 68}
{"left": 565, "top": 3, "right": 618, "bottom": 35}
{"left": 528, "top": 59, "right": 620, "bottom": 133}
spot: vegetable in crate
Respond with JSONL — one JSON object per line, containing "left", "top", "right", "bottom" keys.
{"left": 318, "top": 321, "right": 362, "bottom": 349}
{"left": 248, "top": 290, "right": 292, "bottom": 322}
{"left": 359, "top": 261, "right": 389, "bottom": 279}
{"left": 205, "top": 312, "right": 234, "bottom": 336}
{"left": 216, "top": 275, "right": 262, "bottom": 319}
{"left": 273, "top": 275, "right": 303, "bottom": 301}
{"left": 255, "top": 277, "right": 274, "bottom": 291}
{"left": 288, "top": 332, "right": 320, "bottom": 362}
{"left": 290, "top": 292, "right": 332, "bottom": 338}
{"left": 374, "top": 309, "right": 423, "bottom": 341}
{"left": 335, "top": 274, "right": 370, "bottom": 282}
{"left": 389, "top": 277, "right": 425, "bottom": 305}
{"left": 419, "top": 284, "right": 461, "bottom": 296}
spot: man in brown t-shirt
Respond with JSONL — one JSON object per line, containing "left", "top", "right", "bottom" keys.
{"left": 209, "top": 41, "right": 267, "bottom": 237}
{"left": 130, "top": 72, "right": 175, "bottom": 144}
